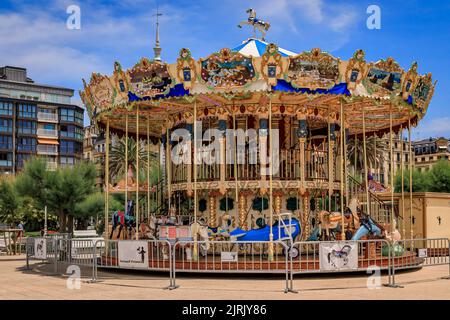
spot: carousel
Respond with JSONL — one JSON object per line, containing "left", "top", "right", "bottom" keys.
{"left": 80, "top": 10, "right": 436, "bottom": 270}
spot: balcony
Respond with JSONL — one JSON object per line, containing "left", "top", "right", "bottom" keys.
{"left": 37, "top": 145, "right": 58, "bottom": 155}
{"left": 37, "top": 128, "right": 58, "bottom": 138}
{"left": 37, "top": 112, "right": 58, "bottom": 123}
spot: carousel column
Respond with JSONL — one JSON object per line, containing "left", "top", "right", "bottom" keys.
{"left": 328, "top": 121, "right": 336, "bottom": 212}
{"left": 193, "top": 98, "right": 199, "bottom": 261}
{"left": 186, "top": 121, "right": 194, "bottom": 197}
{"left": 104, "top": 118, "right": 110, "bottom": 240}
{"left": 238, "top": 192, "right": 247, "bottom": 230}
{"left": 161, "top": 129, "right": 167, "bottom": 208}
{"left": 166, "top": 125, "right": 172, "bottom": 211}
{"left": 218, "top": 116, "right": 227, "bottom": 195}
{"left": 259, "top": 117, "right": 269, "bottom": 195}
{"left": 135, "top": 106, "right": 140, "bottom": 240}
{"left": 302, "top": 192, "right": 310, "bottom": 240}
{"left": 209, "top": 193, "right": 217, "bottom": 228}
{"left": 296, "top": 114, "right": 308, "bottom": 190}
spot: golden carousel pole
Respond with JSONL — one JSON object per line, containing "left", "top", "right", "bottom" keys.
{"left": 362, "top": 104, "right": 371, "bottom": 219}
{"left": 193, "top": 97, "right": 198, "bottom": 261}
{"left": 105, "top": 118, "right": 110, "bottom": 239}
{"left": 135, "top": 105, "right": 139, "bottom": 240}
{"left": 408, "top": 117, "right": 414, "bottom": 240}
{"left": 268, "top": 94, "right": 274, "bottom": 262}
{"left": 233, "top": 108, "right": 240, "bottom": 228}
{"left": 147, "top": 116, "right": 151, "bottom": 221}
{"left": 389, "top": 107, "right": 395, "bottom": 234}
{"left": 400, "top": 124, "right": 406, "bottom": 238}
{"left": 166, "top": 125, "right": 171, "bottom": 211}
{"left": 339, "top": 100, "right": 345, "bottom": 240}
{"left": 327, "top": 107, "right": 332, "bottom": 212}
{"left": 125, "top": 113, "right": 128, "bottom": 224}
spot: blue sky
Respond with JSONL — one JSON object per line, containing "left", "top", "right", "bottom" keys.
{"left": 1, "top": 0, "right": 449, "bottom": 140}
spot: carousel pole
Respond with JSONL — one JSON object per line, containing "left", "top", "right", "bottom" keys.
{"left": 408, "top": 118, "right": 414, "bottom": 239}
{"left": 327, "top": 108, "right": 331, "bottom": 212}
{"left": 135, "top": 105, "right": 139, "bottom": 240}
{"left": 339, "top": 100, "right": 345, "bottom": 240}
{"left": 147, "top": 116, "right": 151, "bottom": 221}
{"left": 233, "top": 109, "right": 240, "bottom": 228}
{"left": 105, "top": 118, "right": 110, "bottom": 240}
{"left": 268, "top": 94, "right": 274, "bottom": 262}
{"left": 400, "top": 125, "right": 406, "bottom": 238}
{"left": 193, "top": 98, "right": 198, "bottom": 261}
{"left": 125, "top": 113, "right": 128, "bottom": 223}
{"left": 389, "top": 107, "right": 395, "bottom": 234}
{"left": 362, "top": 104, "right": 371, "bottom": 218}
{"left": 166, "top": 126, "right": 171, "bottom": 211}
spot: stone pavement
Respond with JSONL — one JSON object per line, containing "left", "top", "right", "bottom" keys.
{"left": 0, "top": 255, "right": 449, "bottom": 300}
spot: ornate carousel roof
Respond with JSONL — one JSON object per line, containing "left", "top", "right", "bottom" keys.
{"left": 80, "top": 34, "right": 436, "bottom": 140}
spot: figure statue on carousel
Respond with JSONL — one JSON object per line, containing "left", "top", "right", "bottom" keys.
{"left": 127, "top": 163, "right": 135, "bottom": 186}
{"left": 237, "top": 8, "right": 271, "bottom": 41}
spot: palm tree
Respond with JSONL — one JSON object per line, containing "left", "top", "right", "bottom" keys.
{"left": 109, "top": 136, "right": 159, "bottom": 184}
{"left": 347, "top": 135, "right": 389, "bottom": 176}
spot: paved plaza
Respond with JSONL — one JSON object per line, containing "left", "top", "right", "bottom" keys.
{"left": 0, "top": 255, "right": 449, "bottom": 300}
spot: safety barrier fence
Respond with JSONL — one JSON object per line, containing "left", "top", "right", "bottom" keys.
{"left": 389, "top": 238, "right": 450, "bottom": 287}
{"left": 24, "top": 237, "right": 449, "bottom": 293}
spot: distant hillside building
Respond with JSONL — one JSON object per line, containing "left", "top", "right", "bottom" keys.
{"left": 0, "top": 66, "right": 84, "bottom": 173}
{"left": 413, "top": 137, "right": 450, "bottom": 172}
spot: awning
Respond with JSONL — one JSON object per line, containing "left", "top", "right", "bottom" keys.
{"left": 38, "top": 139, "right": 59, "bottom": 145}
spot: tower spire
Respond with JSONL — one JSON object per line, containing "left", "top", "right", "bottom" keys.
{"left": 153, "top": 6, "right": 163, "bottom": 61}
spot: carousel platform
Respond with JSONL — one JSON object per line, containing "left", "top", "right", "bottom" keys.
{"left": 100, "top": 250, "right": 423, "bottom": 274}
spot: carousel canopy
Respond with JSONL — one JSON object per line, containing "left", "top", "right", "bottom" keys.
{"left": 80, "top": 37, "right": 436, "bottom": 140}
{"left": 232, "top": 38, "right": 297, "bottom": 57}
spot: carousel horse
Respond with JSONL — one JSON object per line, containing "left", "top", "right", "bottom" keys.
{"left": 313, "top": 198, "right": 361, "bottom": 240}
{"left": 237, "top": 8, "right": 271, "bottom": 41}
{"left": 190, "top": 220, "right": 211, "bottom": 252}
{"left": 138, "top": 216, "right": 158, "bottom": 239}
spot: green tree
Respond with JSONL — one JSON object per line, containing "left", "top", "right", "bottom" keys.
{"left": 75, "top": 192, "right": 122, "bottom": 232}
{"left": 109, "top": 136, "right": 158, "bottom": 184}
{"left": 347, "top": 136, "right": 389, "bottom": 173}
{"left": 394, "top": 168, "right": 430, "bottom": 193}
{"left": 0, "top": 179, "right": 21, "bottom": 226}
{"left": 15, "top": 158, "right": 97, "bottom": 234}
{"left": 427, "top": 160, "right": 450, "bottom": 193}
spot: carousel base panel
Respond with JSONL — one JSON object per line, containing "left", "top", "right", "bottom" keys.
{"left": 100, "top": 251, "right": 423, "bottom": 274}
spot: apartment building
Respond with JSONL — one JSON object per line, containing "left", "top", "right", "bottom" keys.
{"left": 0, "top": 66, "right": 83, "bottom": 173}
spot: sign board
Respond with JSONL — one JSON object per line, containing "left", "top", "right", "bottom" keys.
{"left": 319, "top": 242, "right": 358, "bottom": 271}
{"left": 418, "top": 248, "right": 428, "bottom": 258}
{"left": 221, "top": 252, "right": 238, "bottom": 263}
{"left": 34, "top": 237, "right": 47, "bottom": 259}
{"left": 118, "top": 241, "right": 149, "bottom": 269}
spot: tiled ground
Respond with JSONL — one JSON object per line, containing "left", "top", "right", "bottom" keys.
{"left": 0, "top": 254, "right": 449, "bottom": 299}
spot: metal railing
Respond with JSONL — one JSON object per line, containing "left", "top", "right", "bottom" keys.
{"left": 37, "top": 128, "right": 58, "bottom": 137}
{"left": 37, "top": 112, "right": 58, "bottom": 122}
{"left": 390, "top": 238, "right": 450, "bottom": 287}
{"left": 24, "top": 237, "right": 449, "bottom": 293}
{"left": 37, "top": 145, "right": 58, "bottom": 154}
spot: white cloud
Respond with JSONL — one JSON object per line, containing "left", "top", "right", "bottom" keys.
{"left": 414, "top": 117, "right": 450, "bottom": 140}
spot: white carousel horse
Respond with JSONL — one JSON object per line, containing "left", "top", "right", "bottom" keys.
{"left": 384, "top": 218, "right": 401, "bottom": 242}
{"left": 237, "top": 8, "right": 271, "bottom": 41}
{"left": 317, "top": 198, "right": 361, "bottom": 240}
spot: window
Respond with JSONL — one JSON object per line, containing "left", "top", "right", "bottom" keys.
{"left": 60, "top": 156, "right": 75, "bottom": 166}
{"left": 0, "top": 152, "right": 13, "bottom": 167}
{"left": 0, "top": 135, "right": 12, "bottom": 149}
{"left": 396, "top": 153, "right": 400, "bottom": 162}
{"left": 17, "top": 120, "right": 36, "bottom": 134}
{"left": 43, "top": 123, "right": 56, "bottom": 130}
{"left": 16, "top": 153, "right": 32, "bottom": 168}
{"left": 60, "top": 108, "right": 83, "bottom": 124}
{"left": 17, "top": 137, "right": 36, "bottom": 152}
{"left": 17, "top": 103, "right": 36, "bottom": 118}
{"left": 0, "top": 119, "right": 13, "bottom": 133}
{"left": 60, "top": 124, "right": 83, "bottom": 139}
{"left": 0, "top": 102, "right": 13, "bottom": 116}
{"left": 60, "top": 141, "right": 82, "bottom": 154}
